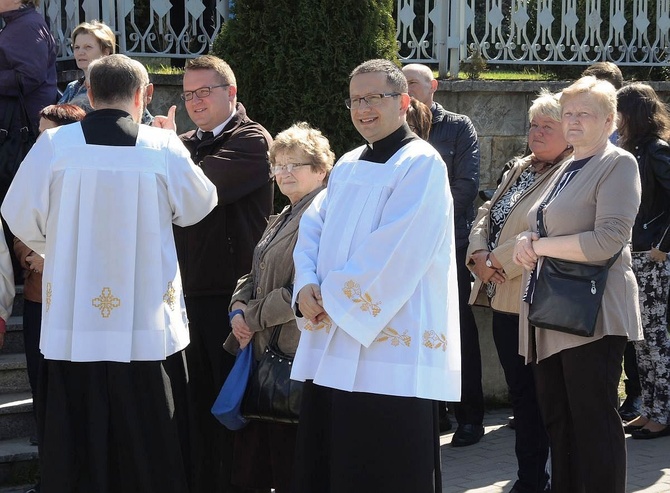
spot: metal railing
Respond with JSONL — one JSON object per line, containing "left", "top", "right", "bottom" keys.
{"left": 40, "top": 0, "right": 670, "bottom": 76}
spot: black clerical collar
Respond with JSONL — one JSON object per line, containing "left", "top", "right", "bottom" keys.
{"left": 359, "top": 124, "right": 418, "bottom": 163}
{"left": 81, "top": 109, "right": 139, "bottom": 146}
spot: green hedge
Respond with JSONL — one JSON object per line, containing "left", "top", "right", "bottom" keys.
{"left": 212, "top": 0, "right": 398, "bottom": 159}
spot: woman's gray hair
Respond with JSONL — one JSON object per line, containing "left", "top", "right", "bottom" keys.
{"left": 560, "top": 76, "right": 618, "bottom": 135}
{"left": 528, "top": 88, "right": 562, "bottom": 122}
{"left": 269, "top": 122, "right": 335, "bottom": 183}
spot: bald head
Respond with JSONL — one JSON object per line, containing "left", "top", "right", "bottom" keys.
{"left": 402, "top": 64, "right": 437, "bottom": 107}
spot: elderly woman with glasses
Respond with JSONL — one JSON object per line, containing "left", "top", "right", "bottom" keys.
{"left": 223, "top": 122, "right": 334, "bottom": 493}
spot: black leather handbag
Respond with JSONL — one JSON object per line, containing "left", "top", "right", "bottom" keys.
{"left": 0, "top": 74, "right": 37, "bottom": 191}
{"left": 242, "top": 326, "right": 303, "bottom": 424}
{"left": 528, "top": 251, "right": 621, "bottom": 337}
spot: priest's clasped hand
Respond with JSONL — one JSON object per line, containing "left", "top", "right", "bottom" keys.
{"left": 298, "top": 283, "right": 328, "bottom": 324}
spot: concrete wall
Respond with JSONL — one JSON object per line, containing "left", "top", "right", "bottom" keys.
{"left": 434, "top": 79, "right": 670, "bottom": 190}
{"left": 145, "top": 76, "right": 670, "bottom": 405}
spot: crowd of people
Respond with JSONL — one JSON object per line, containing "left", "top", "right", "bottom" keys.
{"left": 0, "top": 2, "right": 668, "bottom": 492}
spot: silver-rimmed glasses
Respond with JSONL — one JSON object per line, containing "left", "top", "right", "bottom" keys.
{"left": 270, "top": 163, "right": 312, "bottom": 176}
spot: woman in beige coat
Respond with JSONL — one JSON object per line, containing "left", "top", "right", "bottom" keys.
{"left": 514, "top": 76, "right": 642, "bottom": 493}
{"left": 223, "top": 122, "right": 334, "bottom": 493}
{"left": 468, "top": 89, "right": 571, "bottom": 493}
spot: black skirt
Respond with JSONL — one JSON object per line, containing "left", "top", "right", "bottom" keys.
{"left": 36, "top": 351, "right": 193, "bottom": 493}
{"left": 291, "top": 381, "right": 442, "bottom": 493}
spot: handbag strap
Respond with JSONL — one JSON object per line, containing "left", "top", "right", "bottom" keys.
{"left": 537, "top": 206, "right": 623, "bottom": 268}
{"left": 15, "top": 73, "right": 36, "bottom": 143}
{"left": 266, "top": 325, "right": 293, "bottom": 359}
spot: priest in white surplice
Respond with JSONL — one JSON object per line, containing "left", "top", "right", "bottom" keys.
{"left": 290, "top": 59, "right": 461, "bottom": 493}
{"left": 1, "top": 55, "right": 216, "bottom": 492}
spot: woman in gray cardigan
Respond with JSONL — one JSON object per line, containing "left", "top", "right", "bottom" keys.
{"left": 514, "top": 76, "right": 642, "bottom": 493}
{"left": 224, "top": 122, "right": 334, "bottom": 493}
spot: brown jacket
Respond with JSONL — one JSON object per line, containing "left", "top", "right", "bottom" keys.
{"left": 519, "top": 144, "right": 643, "bottom": 363}
{"left": 174, "top": 103, "right": 273, "bottom": 298}
{"left": 468, "top": 154, "right": 566, "bottom": 314}
{"left": 13, "top": 237, "right": 41, "bottom": 303}
{"left": 223, "top": 187, "right": 323, "bottom": 360}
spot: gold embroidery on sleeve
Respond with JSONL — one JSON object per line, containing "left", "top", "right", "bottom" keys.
{"left": 423, "top": 330, "right": 448, "bottom": 351}
{"left": 163, "top": 282, "right": 176, "bottom": 310}
{"left": 92, "top": 287, "right": 121, "bottom": 318}
{"left": 374, "top": 327, "right": 411, "bottom": 347}
{"left": 342, "top": 280, "right": 381, "bottom": 317}
{"left": 45, "top": 282, "right": 52, "bottom": 312}
{"left": 303, "top": 317, "right": 332, "bottom": 333}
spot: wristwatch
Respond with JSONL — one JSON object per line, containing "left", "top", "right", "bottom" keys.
{"left": 485, "top": 253, "right": 494, "bottom": 268}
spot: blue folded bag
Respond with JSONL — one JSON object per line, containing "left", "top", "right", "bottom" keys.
{"left": 211, "top": 344, "right": 254, "bottom": 430}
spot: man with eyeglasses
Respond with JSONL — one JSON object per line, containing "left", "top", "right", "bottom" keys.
{"left": 154, "top": 54, "right": 273, "bottom": 493}
{"left": 290, "top": 58, "right": 461, "bottom": 493}
{"left": 403, "top": 63, "right": 485, "bottom": 447}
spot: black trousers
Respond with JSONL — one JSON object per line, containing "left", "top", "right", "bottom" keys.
{"left": 492, "top": 311, "right": 549, "bottom": 493}
{"left": 292, "top": 382, "right": 442, "bottom": 493}
{"left": 23, "top": 300, "right": 43, "bottom": 407}
{"left": 623, "top": 341, "right": 641, "bottom": 397}
{"left": 534, "top": 336, "right": 627, "bottom": 493}
{"left": 37, "top": 352, "right": 193, "bottom": 493}
{"left": 452, "top": 245, "right": 484, "bottom": 425}
{"left": 184, "top": 295, "right": 238, "bottom": 493}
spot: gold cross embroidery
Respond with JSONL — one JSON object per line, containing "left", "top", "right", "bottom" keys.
{"left": 92, "top": 287, "right": 121, "bottom": 318}
{"left": 342, "top": 280, "right": 381, "bottom": 317}
{"left": 163, "top": 281, "right": 176, "bottom": 310}
{"left": 423, "top": 330, "right": 448, "bottom": 351}
{"left": 374, "top": 327, "right": 411, "bottom": 347}
{"left": 303, "top": 317, "right": 332, "bottom": 333}
{"left": 45, "top": 282, "right": 52, "bottom": 312}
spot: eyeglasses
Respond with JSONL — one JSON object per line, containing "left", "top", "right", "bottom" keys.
{"left": 180, "top": 84, "right": 229, "bottom": 101}
{"left": 270, "top": 163, "right": 311, "bottom": 176}
{"left": 344, "top": 92, "right": 401, "bottom": 110}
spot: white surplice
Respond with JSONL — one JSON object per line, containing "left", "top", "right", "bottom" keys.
{"left": 1, "top": 123, "right": 217, "bottom": 362}
{"left": 292, "top": 139, "right": 462, "bottom": 401}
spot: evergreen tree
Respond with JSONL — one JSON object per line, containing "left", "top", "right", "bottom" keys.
{"left": 212, "top": 0, "right": 398, "bottom": 159}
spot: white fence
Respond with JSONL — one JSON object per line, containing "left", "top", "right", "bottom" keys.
{"left": 40, "top": 0, "right": 670, "bottom": 75}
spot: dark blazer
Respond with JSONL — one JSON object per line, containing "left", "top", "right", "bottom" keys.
{"left": 0, "top": 6, "right": 57, "bottom": 132}
{"left": 174, "top": 102, "right": 273, "bottom": 298}
{"left": 630, "top": 138, "right": 670, "bottom": 253}
{"left": 429, "top": 102, "right": 480, "bottom": 248}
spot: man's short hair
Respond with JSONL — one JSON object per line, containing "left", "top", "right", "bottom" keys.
{"left": 581, "top": 62, "right": 623, "bottom": 90}
{"left": 185, "top": 55, "right": 237, "bottom": 87}
{"left": 88, "top": 54, "right": 149, "bottom": 105}
{"left": 350, "top": 59, "right": 408, "bottom": 94}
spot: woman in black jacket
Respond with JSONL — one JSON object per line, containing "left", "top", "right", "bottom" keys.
{"left": 617, "top": 83, "right": 670, "bottom": 439}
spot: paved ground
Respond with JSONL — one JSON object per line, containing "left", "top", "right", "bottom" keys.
{"left": 440, "top": 408, "right": 670, "bottom": 493}
{"left": 2, "top": 407, "right": 669, "bottom": 492}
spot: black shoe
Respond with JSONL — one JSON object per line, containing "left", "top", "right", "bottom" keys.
{"left": 508, "top": 417, "right": 516, "bottom": 430}
{"left": 618, "top": 395, "right": 642, "bottom": 422}
{"left": 29, "top": 435, "right": 38, "bottom": 446}
{"left": 24, "top": 484, "right": 40, "bottom": 493}
{"left": 450, "top": 424, "right": 484, "bottom": 447}
{"left": 623, "top": 423, "right": 644, "bottom": 433}
{"left": 631, "top": 426, "right": 670, "bottom": 440}
{"left": 439, "top": 415, "right": 453, "bottom": 434}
